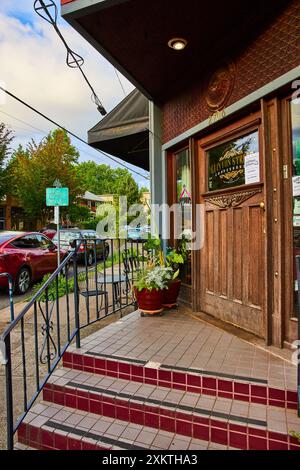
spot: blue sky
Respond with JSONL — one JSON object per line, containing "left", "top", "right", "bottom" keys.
{"left": 0, "top": 1, "right": 149, "bottom": 187}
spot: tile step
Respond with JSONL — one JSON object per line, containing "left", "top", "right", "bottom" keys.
{"left": 63, "top": 350, "right": 298, "bottom": 410}
{"left": 41, "top": 366, "right": 300, "bottom": 450}
{"left": 18, "top": 402, "right": 232, "bottom": 451}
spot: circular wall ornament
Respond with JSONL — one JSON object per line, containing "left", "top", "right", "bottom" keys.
{"left": 206, "top": 63, "right": 236, "bottom": 112}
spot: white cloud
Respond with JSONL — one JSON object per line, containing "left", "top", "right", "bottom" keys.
{"left": 0, "top": 1, "right": 148, "bottom": 185}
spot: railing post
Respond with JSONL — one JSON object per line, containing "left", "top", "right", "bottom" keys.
{"left": 73, "top": 251, "right": 81, "bottom": 349}
{"left": 5, "top": 335, "right": 14, "bottom": 450}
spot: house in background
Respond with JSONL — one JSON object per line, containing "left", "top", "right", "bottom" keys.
{"left": 80, "top": 190, "right": 115, "bottom": 214}
{"left": 61, "top": 0, "right": 300, "bottom": 348}
{"left": 0, "top": 195, "right": 35, "bottom": 231}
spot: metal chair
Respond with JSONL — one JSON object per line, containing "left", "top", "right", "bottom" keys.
{"left": 77, "top": 268, "right": 109, "bottom": 316}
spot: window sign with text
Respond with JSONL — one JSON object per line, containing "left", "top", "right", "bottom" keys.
{"left": 207, "top": 131, "right": 259, "bottom": 191}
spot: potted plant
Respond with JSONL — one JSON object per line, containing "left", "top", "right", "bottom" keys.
{"left": 133, "top": 265, "right": 172, "bottom": 315}
{"left": 162, "top": 246, "right": 186, "bottom": 308}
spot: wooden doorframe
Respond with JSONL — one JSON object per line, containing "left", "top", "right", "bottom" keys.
{"left": 281, "top": 94, "right": 299, "bottom": 345}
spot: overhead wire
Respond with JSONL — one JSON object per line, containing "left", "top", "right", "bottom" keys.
{"left": 0, "top": 85, "right": 150, "bottom": 180}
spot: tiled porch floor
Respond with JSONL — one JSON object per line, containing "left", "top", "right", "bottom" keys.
{"left": 71, "top": 308, "right": 297, "bottom": 392}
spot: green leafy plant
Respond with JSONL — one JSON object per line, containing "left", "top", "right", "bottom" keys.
{"left": 166, "top": 249, "right": 185, "bottom": 280}
{"left": 134, "top": 266, "right": 172, "bottom": 292}
{"left": 29, "top": 272, "right": 77, "bottom": 301}
{"left": 290, "top": 431, "right": 300, "bottom": 443}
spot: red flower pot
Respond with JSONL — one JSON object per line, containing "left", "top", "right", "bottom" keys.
{"left": 162, "top": 279, "right": 181, "bottom": 308}
{"left": 134, "top": 287, "right": 164, "bottom": 314}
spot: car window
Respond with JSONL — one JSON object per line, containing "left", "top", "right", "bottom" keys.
{"left": 82, "top": 232, "right": 94, "bottom": 239}
{"left": 54, "top": 231, "right": 80, "bottom": 242}
{"left": 11, "top": 234, "right": 39, "bottom": 249}
{"left": 36, "top": 234, "right": 55, "bottom": 249}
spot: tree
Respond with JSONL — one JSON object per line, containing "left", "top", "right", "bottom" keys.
{"left": 10, "top": 129, "right": 83, "bottom": 226}
{"left": 0, "top": 123, "right": 13, "bottom": 200}
{"left": 76, "top": 161, "right": 142, "bottom": 205}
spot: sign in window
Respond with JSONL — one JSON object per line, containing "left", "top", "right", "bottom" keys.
{"left": 207, "top": 131, "right": 259, "bottom": 191}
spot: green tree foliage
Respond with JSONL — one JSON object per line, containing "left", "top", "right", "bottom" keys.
{"left": 76, "top": 161, "right": 141, "bottom": 205}
{"left": 9, "top": 129, "right": 83, "bottom": 225}
{"left": 0, "top": 123, "right": 14, "bottom": 200}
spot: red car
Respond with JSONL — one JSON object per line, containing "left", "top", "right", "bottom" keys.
{"left": 0, "top": 231, "right": 66, "bottom": 294}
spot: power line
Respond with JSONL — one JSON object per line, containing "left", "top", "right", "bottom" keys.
{"left": 113, "top": 67, "right": 127, "bottom": 97}
{"left": 0, "top": 107, "right": 150, "bottom": 180}
{"left": 0, "top": 109, "right": 48, "bottom": 135}
{"left": 34, "top": 0, "right": 107, "bottom": 115}
{"left": 0, "top": 86, "right": 150, "bottom": 180}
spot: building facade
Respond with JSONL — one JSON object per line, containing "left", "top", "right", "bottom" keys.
{"left": 61, "top": 0, "right": 300, "bottom": 347}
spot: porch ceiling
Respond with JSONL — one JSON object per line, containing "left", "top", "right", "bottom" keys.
{"left": 62, "top": 0, "right": 290, "bottom": 104}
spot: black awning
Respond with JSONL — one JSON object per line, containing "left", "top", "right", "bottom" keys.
{"left": 88, "top": 88, "right": 149, "bottom": 171}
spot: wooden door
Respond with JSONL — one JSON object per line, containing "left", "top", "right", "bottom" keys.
{"left": 198, "top": 115, "right": 266, "bottom": 338}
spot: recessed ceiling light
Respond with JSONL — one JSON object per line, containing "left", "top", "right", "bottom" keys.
{"left": 168, "top": 38, "right": 187, "bottom": 51}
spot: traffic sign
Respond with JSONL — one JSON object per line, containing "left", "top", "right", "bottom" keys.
{"left": 46, "top": 187, "right": 69, "bottom": 207}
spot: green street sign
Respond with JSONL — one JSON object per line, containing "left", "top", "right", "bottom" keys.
{"left": 46, "top": 187, "right": 69, "bottom": 207}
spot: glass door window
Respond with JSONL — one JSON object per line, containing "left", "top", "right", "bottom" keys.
{"left": 174, "top": 148, "right": 192, "bottom": 285}
{"left": 291, "top": 100, "right": 300, "bottom": 316}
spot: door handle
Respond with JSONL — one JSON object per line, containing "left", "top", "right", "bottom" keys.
{"left": 259, "top": 202, "right": 265, "bottom": 210}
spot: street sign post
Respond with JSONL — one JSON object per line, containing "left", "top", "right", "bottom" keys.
{"left": 46, "top": 184, "right": 69, "bottom": 267}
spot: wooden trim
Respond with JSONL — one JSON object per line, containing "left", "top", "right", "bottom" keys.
{"left": 261, "top": 98, "right": 274, "bottom": 346}
{"left": 198, "top": 114, "right": 261, "bottom": 149}
{"left": 281, "top": 95, "right": 299, "bottom": 343}
{"left": 190, "top": 137, "right": 200, "bottom": 311}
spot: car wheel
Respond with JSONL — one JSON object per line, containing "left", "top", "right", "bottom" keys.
{"left": 15, "top": 267, "right": 31, "bottom": 294}
{"left": 87, "top": 251, "right": 94, "bottom": 266}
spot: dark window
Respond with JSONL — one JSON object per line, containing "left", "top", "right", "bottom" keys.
{"left": 290, "top": 100, "right": 300, "bottom": 317}
{"left": 207, "top": 131, "right": 259, "bottom": 191}
{"left": 11, "top": 235, "right": 39, "bottom": 249}
{"left": 0, "top": 207, "right": 5, "bottom": 230}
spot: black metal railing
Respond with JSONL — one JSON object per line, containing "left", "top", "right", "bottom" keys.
{"left": 0, "top": 238, "right": 146, "bottom": 449}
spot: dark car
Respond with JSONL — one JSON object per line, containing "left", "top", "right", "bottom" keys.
{"left": 0, "top": 231, "right": 67, "bottom": 294}
{"left": 52, "top": 229, "right": 109, "bottom": 266}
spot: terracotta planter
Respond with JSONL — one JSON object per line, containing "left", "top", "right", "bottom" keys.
{"left": 134, "top": 287, "right": 164, "bottom": 314}
{"left": 162, "top": 279, "right": 181, "bottom": 308}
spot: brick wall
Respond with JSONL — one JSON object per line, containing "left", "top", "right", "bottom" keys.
{"left": 162, "top": 0, "right": 299, "bottom": 143}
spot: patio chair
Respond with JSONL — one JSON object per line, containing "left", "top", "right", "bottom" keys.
{"left": 77, "top": 267, "right": 109, "bottom": 316}
{"left": 122, "top": 249, "right": 142, "bottom": 286}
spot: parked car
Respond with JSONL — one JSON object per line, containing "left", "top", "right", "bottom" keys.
{"left": 52, "top": 229, "right": 109, "bottom": 266}
{"left": 127, "top": 226, "right": 150, "bottom": 240}
{"left": 40, "top": 228, "right": 56, "bottom": 240}
{"left": 0, "top": 231, "right": 67, "bottom": 294}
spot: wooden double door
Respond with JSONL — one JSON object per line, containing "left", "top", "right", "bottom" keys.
{"left": 197, "top": 114, "right": 266, "bottom": 338}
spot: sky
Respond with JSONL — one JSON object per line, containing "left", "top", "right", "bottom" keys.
{"left": 0, "top": 0, "right": 149, "bottom": 187}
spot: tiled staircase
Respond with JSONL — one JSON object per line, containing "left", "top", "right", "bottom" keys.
{"left": 17, "top": 350, "right": 300, "bottom": 451}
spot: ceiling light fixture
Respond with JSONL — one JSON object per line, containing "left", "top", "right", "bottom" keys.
{"left": 168, "top": 38, "right": 188, "bottom": 51}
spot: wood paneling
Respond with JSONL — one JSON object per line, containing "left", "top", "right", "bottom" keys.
{"left": 198, "top": 115, "right": 266, "bottom": 338}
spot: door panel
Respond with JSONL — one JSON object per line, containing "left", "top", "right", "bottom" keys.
{"left": 198, "top": 116, "right": 266, "bottom": 338}
{"left": 200, "top": 189, "right": 265, "bottom": 336}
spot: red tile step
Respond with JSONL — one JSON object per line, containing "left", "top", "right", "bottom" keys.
{"left": 40, "top": 367, "right": 300, "bottom": 451}
{"left": 18, "top": 402, "right": 229, "bottom": 451}
{"left": 62, "top": 351, "right": 298, "bottom": 410}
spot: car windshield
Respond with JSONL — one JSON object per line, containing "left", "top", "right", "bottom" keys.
{"left": 54, "top": 231, "right": 81, "bottom": 242}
